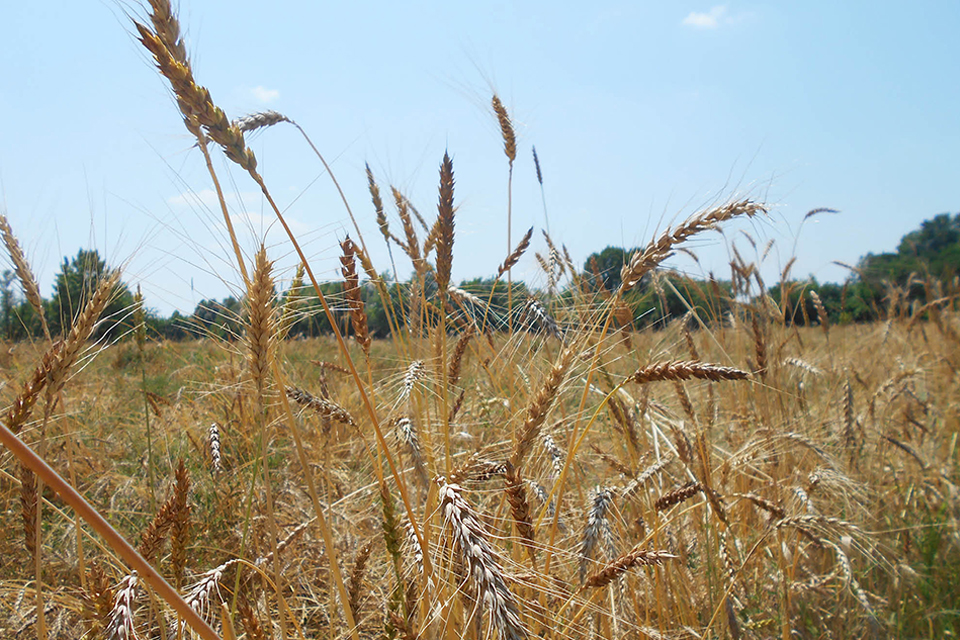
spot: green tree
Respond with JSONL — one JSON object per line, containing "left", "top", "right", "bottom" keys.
{"left": 583, "top": 246, "right": 635, "bottom": 292}
{"left": 49, "top": 249, "right": 133, "bottom": 338}
{"left": 0, "top": 270, "right": 15, "bottom": 339}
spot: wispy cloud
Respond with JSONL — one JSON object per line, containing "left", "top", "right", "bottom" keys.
{"left": 682, "top": 5, "right": 728, "bottom": 29}
{"left": 251, "top": 85, "right": 280, "bottom": 103}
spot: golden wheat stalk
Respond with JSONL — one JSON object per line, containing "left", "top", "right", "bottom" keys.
{"left": 246, "top": 246, "right": 276, "bottom": 397}
{"left": 491, "top": 95, "right": 517, "bottom": 164}
{"left": 286, "top": 387, "right": 357, "bottom": 427}
{"left": 438, "top": 480, "right": 526, "bottom": 640}
{"left": 0, "top": 420, "right": 219, "bottom": 638}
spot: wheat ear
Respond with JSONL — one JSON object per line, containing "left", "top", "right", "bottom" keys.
{"left": 47, "top": 270, "right": 121, "bottom": 401}
{"left": 438, "top": 480, "right": 526, "bottom": 640}
{"left": 246, "top": 246, "right": 276, "bottom": 397}
{"left": 348, "top": 540, "right": 374, "bottom": 615}
{"left": 0, "top": 214, "right": 50, "bottom": 340}
{"left": 503, "top": 462, "right": 537, "bottom": 562}
{"left": 435, "top": 151, "right": 456, "bottom": 291}
{"left": 497, "top": 226, "right": 533, "bottom": 279}
{"left": 582, "top": 548, "right": 676, "bottom": 589}
{"left": 629, "top": 360, "right": 750, "bottom": 384}
{"left": 233, "top": 109, "right": 290, "bottom": 132}
{"left": 341, "top": 236, "right": 371, "bottom": 356}
{"left": 619, "top": 200, "right": 765, "bottom": 293}
{"left": 579, "top": 487, "right": 616, "bottom": 583}
{"left": 286, "top": 387, "right": 357, "bottom": 427}
{"left": 510, "top": 348, "right": 574, "bottom": 470}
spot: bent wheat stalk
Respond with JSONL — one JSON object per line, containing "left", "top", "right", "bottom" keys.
{"left": 0, "top": 421, "right": 220, "bottom": 640}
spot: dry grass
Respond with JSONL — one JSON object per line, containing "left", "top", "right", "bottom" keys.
{"left": 0, "top": 2, "right": 958, "bottom": 639}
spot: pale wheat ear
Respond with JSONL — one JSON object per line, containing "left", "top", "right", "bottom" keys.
{"left": 438, "top": 480, "right": 526, "bottom": 640}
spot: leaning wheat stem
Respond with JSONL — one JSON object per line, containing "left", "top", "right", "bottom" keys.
{"left": 0, "top": 420, "right": 219, "bottom": 638}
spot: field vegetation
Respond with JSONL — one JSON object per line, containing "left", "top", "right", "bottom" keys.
{"left": 1, "top": 2, "right": 959, "bottom": 639}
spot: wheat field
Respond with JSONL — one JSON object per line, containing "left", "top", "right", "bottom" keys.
{"left": 0, "top": 2, "right": 958, "bottom": 639}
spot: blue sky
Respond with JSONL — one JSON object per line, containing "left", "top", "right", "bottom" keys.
{"left": 2, "top": 1, "right": 957, "bottom": 314}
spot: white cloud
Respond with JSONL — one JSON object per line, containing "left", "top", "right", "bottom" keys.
{"left": 682, "top": 5, "right": 727, "bottom": 29}
{"left": 251, "top": 85, "right": 280, "bottom": 103}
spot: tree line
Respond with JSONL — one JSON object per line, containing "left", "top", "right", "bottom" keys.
{"left": 2, "top": 212, "right": 957, "bottom": 342}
